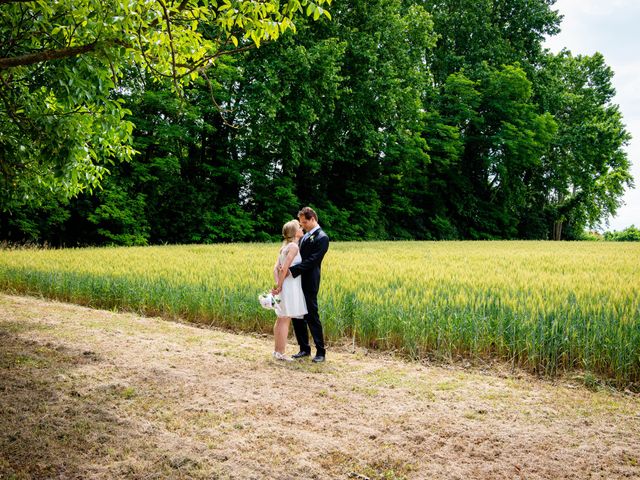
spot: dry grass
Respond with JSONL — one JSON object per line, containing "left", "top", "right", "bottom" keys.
{"left": 1, "top": 293, "right": 639, "bottom": 480}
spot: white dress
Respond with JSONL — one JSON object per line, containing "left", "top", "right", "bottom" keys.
{"left": 274, "top": 244, "right": 307, "bottom": 318}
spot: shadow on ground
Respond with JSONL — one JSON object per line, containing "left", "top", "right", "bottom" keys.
{"left": 0, "top": 324, "right": 125, "bottom": 479}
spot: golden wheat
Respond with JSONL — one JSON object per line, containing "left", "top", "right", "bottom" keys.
{"left": 1, "top": 241, "right": 638, "bottom": 385}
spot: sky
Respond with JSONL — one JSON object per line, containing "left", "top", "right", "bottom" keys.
{"left": 544, "top": 0, "right": 640, "bottom": 231}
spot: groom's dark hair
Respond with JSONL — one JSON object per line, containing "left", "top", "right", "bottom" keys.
{"left": 298, "top": 206, "right": 318, "bottom": 221}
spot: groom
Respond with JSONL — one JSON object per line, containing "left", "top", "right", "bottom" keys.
{"left": 288, "top": 207, "right": 330, "bottom": 363}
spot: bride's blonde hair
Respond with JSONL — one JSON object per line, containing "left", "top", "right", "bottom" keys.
{"left": 282, "top": 219, "right": 300, "bottom": 245}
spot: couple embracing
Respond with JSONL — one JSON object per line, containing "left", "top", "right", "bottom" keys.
{"left": 271, "top": 207, "right": 329, "bottom": 363}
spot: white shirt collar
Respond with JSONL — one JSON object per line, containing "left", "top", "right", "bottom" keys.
{"left": 303, "top": 225, "right": 320, "bottom": 240}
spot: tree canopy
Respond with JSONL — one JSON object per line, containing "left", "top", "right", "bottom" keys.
{"left": 0, "top": 0, "right": 632, "bottom": 244}
{"left": 0, "top": 0, "right": 331, "bottom": 210}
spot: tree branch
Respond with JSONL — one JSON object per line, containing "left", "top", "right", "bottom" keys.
{"left": 176, "top": 0, "right": 192, "bottom": 11}
{"left": 0, "top": 42, "right": 98, "bottom": 69}
{"left": 157, "top": 0, "right": 180, "bottom": 93}
{"left": 0, "top": 0, "right": 37, "bottom": 4}
{"left": 171, "top": 43, "right": 260, "bottom": 81}
{"left": 201, "top": 70, "right": 237, "bottom": 129}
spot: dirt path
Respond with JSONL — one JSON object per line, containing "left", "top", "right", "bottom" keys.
{"left": 1, "top": 294, "right": 639, "bottom": 479}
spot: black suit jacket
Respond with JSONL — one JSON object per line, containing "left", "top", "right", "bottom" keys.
{"left": 289, "top": 228, "right": 329, "bottom": 294}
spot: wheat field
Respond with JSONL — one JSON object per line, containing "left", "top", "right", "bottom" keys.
{"left": 1, "top": 241, "right": 638, "bottom": 385}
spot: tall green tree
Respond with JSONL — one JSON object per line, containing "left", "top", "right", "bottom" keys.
{"left": 235, "top": 0, "right": 436, "bottom": 239}
{"left": 74, "top": 62, "right": 253, "bottom": 245}
{"left": 534, "top": 51, "right": 632, "bottom": 239}
{"left": 420, "top": 64, "right": 556, "bottom": 239}
{"left": 0, "top": 0, "right": 332, "bottom": 213}
{"left": 411, "top": 0, "right": 563, "bottom": 238}
{"left": 423, "top": 0, "right": 561, "bottom": 82}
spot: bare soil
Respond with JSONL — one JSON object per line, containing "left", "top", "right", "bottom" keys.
{"left": 1, "top": 294, "right": 639, "bottom": 480}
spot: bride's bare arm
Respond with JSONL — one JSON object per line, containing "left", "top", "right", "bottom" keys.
{"left": 273, "top": 259, "right": 279, "bottom": 284}
{"left": 275, "top": 245, "right": 299, "bottom": 291}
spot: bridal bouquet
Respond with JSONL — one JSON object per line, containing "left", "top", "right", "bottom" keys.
{"left": 259, "top": 291, "right": 281, "bottom": 310}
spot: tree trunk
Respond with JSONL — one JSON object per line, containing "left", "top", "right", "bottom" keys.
{"left": 553, "top": 220, "right": 563, "bottom": 240}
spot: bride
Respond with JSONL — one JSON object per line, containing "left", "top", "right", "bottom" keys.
{"left": 270, "top": 219, "right": 308, "bottom": 361}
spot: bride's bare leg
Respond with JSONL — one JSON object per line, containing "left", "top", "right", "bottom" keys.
{"left": 273, "top": 319, "right": 278, "bottom": 350}
{"left": 274, "top": 316, "right": 291, "bottom": 353}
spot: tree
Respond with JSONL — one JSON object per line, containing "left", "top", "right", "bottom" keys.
{"left": 604, "top": 226, "right": 640, "bottom": 242}
{"left": 414, "top": 0, "right": 563, "bottom": 239}
{"left": 0, "top": 0, "right": 332, "bottom": 212}
{"left": 421, "top": 64, "right": 556, "bottom": 239}
{"left": 235, "top": 0, "right": 436, "bottom": 239}
{"left": 423, "top": 0, "right": 561, "bottom": 83}
{"left": 535, "top": 51, "right": 632, "bottom": 239}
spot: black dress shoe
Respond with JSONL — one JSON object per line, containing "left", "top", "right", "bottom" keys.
{"left": 291, "top": 351, "right": 311, "bottom": 359}
{"left": 312, "top": 355, "right": 325, "bottom": 363}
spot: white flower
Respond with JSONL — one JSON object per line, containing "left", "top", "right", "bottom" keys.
{"left": 259, "top": 292, "right": 281, "bottom": 310}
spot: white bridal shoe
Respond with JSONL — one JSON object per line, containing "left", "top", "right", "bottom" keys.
{"left": 273, "top": 351, "right": 293, "bottom": 362}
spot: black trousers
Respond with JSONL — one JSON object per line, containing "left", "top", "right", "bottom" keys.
{"left": 292, "top": 289, "right": 325, "bottom": 356}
